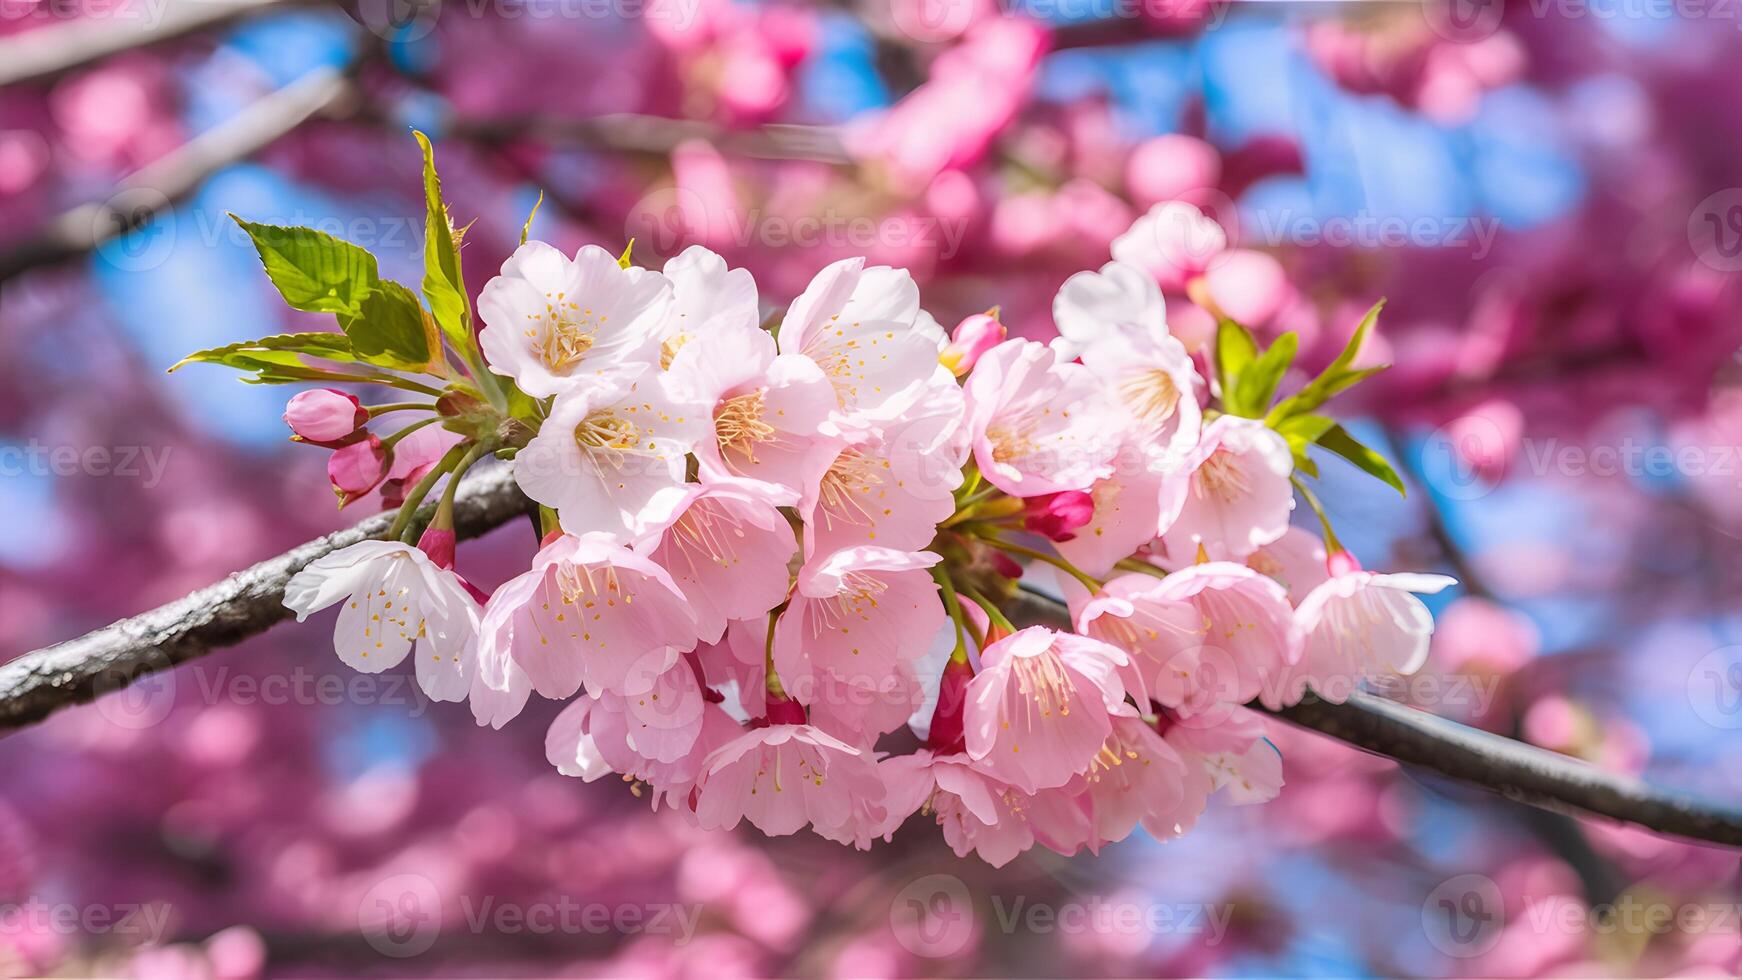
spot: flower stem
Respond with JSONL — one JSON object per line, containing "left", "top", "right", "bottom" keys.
{"left": 385, "top": 442, "right": 467, "bottom": 542}
{"left": 929, "top": 566, "right": 970, "bottom": 664}
{"left": 430, "top": 441, "right": 491, "bottom": 535}
{"left": 368, "top": 401, "right": 436, "bottom": 418}
{"left": 957, "top": 583, "right": 1015, "bottom": 637}
{"left": 380, "top": 415, "right": 443, "bottom": 453}
{"left": 1290, "top": 475, "right": 1345, "bottom": 554}
{"left": 1113, "top": 558, "right": 1170, "bottom": 580}
{"left": 980, "top": 534, "right": 1103, "bottom": 594}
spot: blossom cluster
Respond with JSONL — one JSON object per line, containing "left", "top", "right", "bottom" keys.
{"left": 193, "top": 142, "right": 1451, "bottom": 866}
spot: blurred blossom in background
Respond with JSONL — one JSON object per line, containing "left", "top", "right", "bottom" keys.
{"left": 2, "top": 0, "right": 1741, "bottom": 976}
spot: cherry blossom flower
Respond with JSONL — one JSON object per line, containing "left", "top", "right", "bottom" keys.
{"left": 1111, "top": 201, "right": 1229, "bottom": 293}
{"left": 1075, "top": 563, "right": 1297, "bottom": 716}
{"left": 638, "top": 478, "right": 799, "bottom": 644}
{"left": 773, "top": 547, "right": 945, "bottom": 700}
{"left": 473, "top": 534, "right": 699, "bottom": 701}
{"left": 667, "top": 322, "right": 837, "bottom": 495}
{"left": 775, "top": 256, "right": 944, "bottom": 429}
{"left": 1265, "top": 560, "right": 1456, "bottom": 708}
{"left": 478, "top": 242, "right": 673, "bottom": 398}
{"left": 1161, "top": 415, "right": 1295, "bottom": 558}
{"left": 963, "top": 339, "right": 1120, "bottom": 496}
{"left": 964, "top": 627, "right": 1129, "bottom": 793}
{"left": 877, "top": 750, "right": 1082, "bottom": 868}
{"left": 284, "top": 540, "right": 480, "bottom": 702}
{"left": 691, "top": 719, "right": 888, "bottom": 846}
{"left": 654, "top": 245, "right": 760, "bottom": 373}
{"left": 1051, "top": 260, "right": 1168, "bottom": 360}
{"left": 514, "top": 368, "right": 710, "bottom": 542}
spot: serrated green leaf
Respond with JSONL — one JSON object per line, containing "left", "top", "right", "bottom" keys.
{"left": 1316, "top": 424, "right": 1406, "bottom": 496}
{"left": 169, "top": 331, "right": 360, "bottom": 373}
{"left": 414, "top": 131, "right": 472, "bottom": 359}
{"left": 1216, "top": 319, "right": 1258, "bottom": 410}
{"left": 340, "top": 280, "right": 436, "bottom": 372}
{"left": 1264, "top": 301, "right": 1389, "bottom": 424}
{"left": 232, "top": 216, "right": 378, "bottom": 317}
{"left": 520, "top": 190, "right": 543, "bottom": 246}
{"left": 1233, "top": 331, "right": 1298, "bottom": 418}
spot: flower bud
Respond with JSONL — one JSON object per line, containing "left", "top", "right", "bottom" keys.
{"left": 1022, "top": 490, "right": 1094, "bottom": 542}
{"left": 416, "top": 525, "right": 456, "bottom": 570}
{"left": 328, "top": 435, "right": 388, "bottom": 503}
{"left": 284, "top": 389, "right": 366, "bottom": 445}
{"left": 926, "top": 658, "right": 974, "bottom": 755}
{"left": 939, "top": 309, "right": 1006, "bottom": 376}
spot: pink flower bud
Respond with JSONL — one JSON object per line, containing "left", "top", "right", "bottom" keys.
{"left": 940, "top": 310, "right": 1006, "bottom": 376}
{"left": 926, "top": 658, "right": 974, "bottom": 755}
{"left": 416, "top": 525, "right": 456, "bottom": 570}
{"left": 1326, "top": 550, "right": 1362, "bottom": 577}
{"left": 328, "top": 435, "right": 388, "bottom": 503}
{"left": 762, "top": 695, "right": 808, "bottom": 726}
{"left": 1022, "top": 490, "right": 1094, "bottom": 542}
{"left": 284, "top": 389, "right": 366, "bottom": 445}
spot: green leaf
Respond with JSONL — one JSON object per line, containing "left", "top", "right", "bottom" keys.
{"left": 1232, "top": 331, "right": 1298, "bottom": 418}
{"left": 618, "top": 238, "right": 635, "bottom": 269}
{"left": 169, "top": 331, "right": 360, "bottom": 374}
{"left": 1265, "top": 300, "right": 1388, "bottom": 424}
{"left": 520, "top": 190, "right": 543, "bottom": 246}
{"left": 1215, "top": 319, "right": 1258, "bottom": 410}
{"left": 1316, "top": 424, "right": 1406, "bottom": 497}
{"left": 414, "top": 131, "right": 472, "bottom": 359}
{"left": 232, "top": 216, "right": 378, "bottom": 317}
{"left": 339, "top": 280, "right": 437, "bottom": 372}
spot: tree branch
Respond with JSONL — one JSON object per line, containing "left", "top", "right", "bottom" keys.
{"left": 0, "top": 64, "right": 353, "bottom": 284}
{"left": 442, "top": 112, "right": 851, "bottom": 166}
{"left": 3, "top": 475, "right": 1738, "bottom": 849}
{"left": 0, "top": 466, "right": 522, "bottom": 734}
{"left": 0, "top": 0, "right": 301, "bottom": 88}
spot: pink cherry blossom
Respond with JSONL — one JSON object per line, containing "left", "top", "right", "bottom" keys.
{"left": 775, "top": 256, "right": 944, "bottom": 429}
{"left": 939, "top": 310, "right": 1006, "bottom": 376}
{"left": 1265, "top": 563, "right": 1456, "bottom": 708}
{"left": 654, "top": 245, "right": 760, "bottom": 373}
{"left": 691, "top": 720, "right": 887, "bottom": 846}
{"left": 964, "top": 627, "right": 1128, "bottom": 793}
{"left": 1111, "top": 201, "right": 1229, "bottom": 293}
{"left": 638, "top": 478, "right": 798, "bottom": 644}
{"left": 1076, "top": 563, "right": 1296, "bottom": 717}
{"left": 1051, "top": 260, "right": 1168, "bottom": 359}
{"left": 1161, "top": 415, "right": 1295, "bottom": 558}
{"left": 283, "top": 540, "right": 479, "bottom": 703}
{"left": 773, "top": 546, "right": 945, "bottom": 700}
{"left": 473, "top": 534, "right": 698, "bottom": 701}
{"left": 666, "top": 320, "right": 836, "bottom": 495}
{"left": 963, "top": 339, "right": 1120, "bottom": 496}
{"left": 478, "top": 242, "right": 673, "bottom": 398}
{"left": 514, "top": 368, "right": 709, "bottom": 542}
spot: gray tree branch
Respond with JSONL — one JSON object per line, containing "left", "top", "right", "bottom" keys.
{"left": 2, "top": 473, "right": 1739, "bottom": 849}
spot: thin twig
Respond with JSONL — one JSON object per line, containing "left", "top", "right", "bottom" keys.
{"left": 0, "top": 0, "right": 301, "bottom": 88}
{"left": 443, "top": 112, "right": 851, "bottom": 166}
{"left": 0, "top": 65, "right": 354, "bottom": 283}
